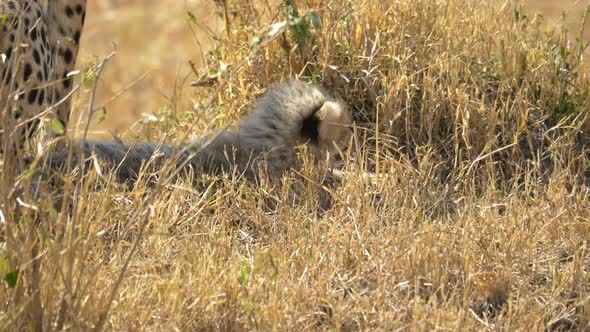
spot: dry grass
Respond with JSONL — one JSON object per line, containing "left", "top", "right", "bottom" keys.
{"left": 72, "top": 0, "right": 223, "bottom": 139}
{"left": 2, "top": 0, "right": 590, "bottom": 330}
{"left": 73, "top": 0, "right": 590, "bottom": 139}
{"left": 526, "top": 0, "right": 590, "bottom": 34}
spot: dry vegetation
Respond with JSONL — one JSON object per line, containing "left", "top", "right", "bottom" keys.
{"left": 526, "top": 0, "right": 590, "bottom": 35}
{"left": 2, "top": 0, "right": 590, "bottom": 330}
{"left": 71, "top": 0, "right": 223, "bottom": 139}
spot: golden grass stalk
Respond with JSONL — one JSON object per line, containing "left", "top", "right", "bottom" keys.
{"left": 1, "top": 0, "right": 590, "bottom": 330}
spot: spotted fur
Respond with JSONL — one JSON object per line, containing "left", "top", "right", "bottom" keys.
{"left": 0, "top": 0, "right": 86, "bottom": 149}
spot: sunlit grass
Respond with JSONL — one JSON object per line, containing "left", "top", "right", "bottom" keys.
{"left": 1, "top": 0, "right": 590, "bottom": 330}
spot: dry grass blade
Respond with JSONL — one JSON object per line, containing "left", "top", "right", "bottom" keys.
{"left": 2, "top": 0, "right": 590, "bottom": 330}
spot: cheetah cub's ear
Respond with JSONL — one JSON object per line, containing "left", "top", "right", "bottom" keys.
{"left": 315, "top": 101, "right": 352, "bottom": 152}
{"left": 301, "top": 99, "right": 352, "bottom": 163}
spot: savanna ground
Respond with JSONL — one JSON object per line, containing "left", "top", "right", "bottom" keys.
{"left": 1, "top": 0, "right": 590, "bottom": 330}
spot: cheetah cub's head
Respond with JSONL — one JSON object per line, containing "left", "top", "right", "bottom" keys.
{"left": 302, "top": 100, "right": 352, "bottom": 161}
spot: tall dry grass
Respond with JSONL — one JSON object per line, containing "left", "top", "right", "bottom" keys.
{"left": 1, "top": 0, "right": 590, "bottom": 330}
{"left": 72, "top": 0, "right": 224, "bottom": 139}
{"left": 526, "top": 0, "right": 590, "bottom": 36}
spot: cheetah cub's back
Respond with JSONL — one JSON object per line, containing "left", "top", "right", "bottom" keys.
{"left": 38, "top": 79, "right": 351, "bottom": 184}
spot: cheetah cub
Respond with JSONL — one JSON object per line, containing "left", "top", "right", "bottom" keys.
{"left": 43, "top": 79, "right": 352, "bottom": 183}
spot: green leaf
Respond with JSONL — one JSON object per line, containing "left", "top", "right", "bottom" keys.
{"left": 209, "top": 49, "right": 222, "bottom": 59}
{"left": 4, "top": 270, "right": 19, "bottom": 288}
{"left": 83, "top": 70, "right": 96, "bottom": 89}
{"left": 97, "top": 107, "right": 107, "bottom": 124}
{"left": 241, "top": 299, "right": 252, "bottom": 311}
{"left": 251, "top": 36, "right": 262, "bottom": 49}
{"left": 187, "top": 11, "right": 197, "bottom": 23}
{"left": 305, "top": 11, "right": 321, "bottom": 29}
{"left": 240, "top": 265, "right": 248, "bottom": 287}
{"left": 50, "top": 118, "right": 65, "bottom": 136}
{"left": 158, "top": 106, "right": 171, "bottom": 117}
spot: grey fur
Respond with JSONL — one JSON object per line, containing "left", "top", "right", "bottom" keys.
{"left": 43, "top": 79, "right": 351, "bottom": 184}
